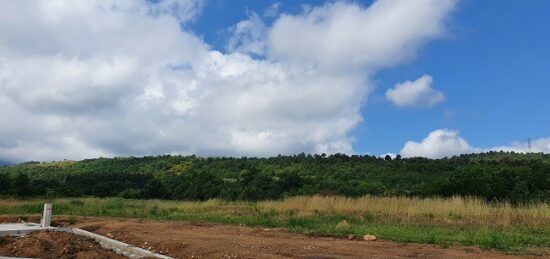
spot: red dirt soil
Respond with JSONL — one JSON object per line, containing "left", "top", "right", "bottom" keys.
{"left": 1, "top": 216, "right": 548, "bottom": 258}
{"left": 0, "top": 231, "right": 125, "bottom": 259}
{"left": 70, "top": 217, "right": 546, "bottom": 258}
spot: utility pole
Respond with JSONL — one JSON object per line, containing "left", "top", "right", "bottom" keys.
{"left": 527, "top": 138, "right": 532, "bottom": 151}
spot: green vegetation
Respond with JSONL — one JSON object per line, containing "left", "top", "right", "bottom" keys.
{"left": 1, "top": 196, "right": 548, "bottom": 252}
{"left": 0, "top": 152, "right": 549, "bottom": 203}
{"left": 1, "top": 152, "right": 548, "bottom": 251}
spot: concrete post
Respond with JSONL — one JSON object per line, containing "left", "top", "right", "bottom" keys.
{"left": 40, "top": 203, "right": 52, "bottom": 227}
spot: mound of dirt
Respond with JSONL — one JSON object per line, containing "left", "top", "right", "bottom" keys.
{"left": 0, "top": 231, "right": 125, "bottom": 259}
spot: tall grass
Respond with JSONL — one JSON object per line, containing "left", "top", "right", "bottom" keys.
{"left": 259, "top": 195, "right": 550, "bottom": 228}
{"left": 1, "top": 195, "right": 549, "bottom": 252}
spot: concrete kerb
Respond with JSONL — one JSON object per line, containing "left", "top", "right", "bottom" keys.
{"left": 0, "top": 203, "right": 173, "bottom": 259}
{"left": 54, "top": 227, "right": 172, "bottom": 259}
{"left": 0, "top": 223, "right": 55, "bottom": 237}
{"left": 0, "top": 224, "right": 172, "bottom": 258}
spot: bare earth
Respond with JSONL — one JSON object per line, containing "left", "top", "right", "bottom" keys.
{"left": 0, "top": 231, "right": 125, "bottom": 259}
{"left": 1, "top": 216, "right": 547, "bottom": 258}
{"left": 70, "top": 217, "right": 542, "bottom": 259}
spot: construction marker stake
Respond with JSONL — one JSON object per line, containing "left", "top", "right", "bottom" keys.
{"left": 41, "top": 203, "right": 52, "bottom": 227}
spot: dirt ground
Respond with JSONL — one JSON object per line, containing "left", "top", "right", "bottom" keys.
{"left": 0, "top": 230, "right": 125, "bottom": 259}
{"left": 1, "top": 216, "right": 548, "bottom": 259}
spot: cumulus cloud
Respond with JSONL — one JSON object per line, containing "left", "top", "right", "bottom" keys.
{"left": 380, "top": 153, "right": 397, "bottom": 159}
{"left": 264, "top": 2, "right": 281, "bottom": 18}
{"left": 226, "top": 12, "right": 267, "bottom": 56}
{"left": 400, "top": 129, "right": 550, "bottom": 159}
{"left": 149, "top": 0, "right": 205, "bottom": 22}
{"left": 268, "top": 0, "right": 457, "bottom": 69}
{"left": 386, "top": 75, "right": 445, "bottom": 107}
{"left": 401, "top": 129, "right": 474, "bottom": 159}
{"left": 490, "top": 138, "right": 550, "bottom": 153}
{"left": 0, "top": 0, "right": 457, "bottom": 162}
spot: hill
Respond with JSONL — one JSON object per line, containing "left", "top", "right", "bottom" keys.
{"left": 0, "top": 160, "right": 12, "bottom": 166}
{"left": 0, "top": 152, "right": 548, "bottom": 203}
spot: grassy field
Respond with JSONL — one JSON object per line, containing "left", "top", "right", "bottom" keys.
{"left": 1, "top": 195, "right": 549, "bottom": 252}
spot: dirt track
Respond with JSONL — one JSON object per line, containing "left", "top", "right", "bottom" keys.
{"left": 1, "top": 216, "right": 547, "bottom": 258}
{"left": 70, "top": 217, "right": 542, "bottom": 259}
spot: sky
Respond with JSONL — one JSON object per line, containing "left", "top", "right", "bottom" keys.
{"left": 0, "top": 0, "right": 548, "bottom": 162}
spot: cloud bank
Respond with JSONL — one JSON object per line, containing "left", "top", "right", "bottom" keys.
{"left": 386, "top": 75, "right": 445, "bottom": 107}
{"left": 401, "top": 129, "right": 473, "bottom": 159}
{"left": 0, "top": 0, "right": 457, "bottom": 161}
{"left": 401, "top": 129, "right": 550, "bottom": 159}
{"left": 490, "top": 138, "right": 550, "bottom": 154}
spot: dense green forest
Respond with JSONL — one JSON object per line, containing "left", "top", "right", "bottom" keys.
{"left": 0, "top": 152, "right": 549, "bottom": 203}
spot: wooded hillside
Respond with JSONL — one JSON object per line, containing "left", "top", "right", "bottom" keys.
{"left": 1, "top": 152, "right": 548, "bottom": 203}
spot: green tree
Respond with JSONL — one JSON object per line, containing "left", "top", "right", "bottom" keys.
{"left": 0, "top": 173, "right": 11, "bottom": 194}
{"left": 13, "top": 173, "right": 31, "bottom": 197}
{"left": 143, "top": 178, "right": 166, "bottom": 199}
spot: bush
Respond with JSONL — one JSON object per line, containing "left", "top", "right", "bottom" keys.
{"left": 13, "top": 173, "right": 31, "bottom": 197}
{"left": 118, "top": 188, "right": 141, "bottom": 199}
{"left": 0, "top": 173, "right": 11, "bottom": 194}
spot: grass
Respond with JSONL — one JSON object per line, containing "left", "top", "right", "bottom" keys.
{"left": 1, "top": 195, "right": 549, "bottom": 252}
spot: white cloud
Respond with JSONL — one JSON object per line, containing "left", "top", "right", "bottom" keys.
{"left": 0, "top": 0, "right": 457, "bottom": 162}
{"left": 385, "top": 75, "right": 445, "bottom": 107}
{"left": 148, "top": 0, "right": 205, "bottom": 22}
{"left": 268, "top": 0, "right": 456, "bottom": 69}
{"left": 226, "top": 12, "right": 267, "bottom": 56}
{"left": 381, "top": 153, "right": 397, "bottom": 159}
{"left": 400, "top": 129, "right": 550, "bottom": 159}
{"left": 264, "top": 2, "right": 281, "bottom": 18}
{"left": 401, "top": 129, "right": 474, "bottom": 159}
{"left": 490, "top": 138, "right": 550, "bottom": 153}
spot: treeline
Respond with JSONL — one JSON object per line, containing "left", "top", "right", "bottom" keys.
{"left": 0, "top": 152, "right": 549, "bottom": 203}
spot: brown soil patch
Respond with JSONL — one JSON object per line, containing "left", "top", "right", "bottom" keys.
{"left": 0, "top": 230, "right": 125, "bottom": 259}
{"left": 0, "top": 215, "right": 41, "bottom": 223}
{"left": 2, "top": 216, "right": 548, "bottom": 258}
{"left": 68, "top": 217, "right": 544, "bottom": 259}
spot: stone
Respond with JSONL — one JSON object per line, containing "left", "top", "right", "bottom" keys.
{"left": 363, "top": 234, "right": 377, "bottom": 241}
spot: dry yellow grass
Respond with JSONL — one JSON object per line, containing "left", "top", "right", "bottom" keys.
{"left": 258, "top": 195, "right": 550, "bottom": 228}
{"left": 1, "top": 195, "right": 548, "bottom": 229}
{"left": 3, "top": 196, "right": 549, "bottom": 251}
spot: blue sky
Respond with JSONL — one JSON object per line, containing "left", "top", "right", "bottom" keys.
{"left": 186, "top": 0, "right": 550, "bottom": 155}
{"left": 0, "top": 0, "right": 548, "bottom": 161}
{"left": 359, "top": 0, "right": 550, "bottom": 155}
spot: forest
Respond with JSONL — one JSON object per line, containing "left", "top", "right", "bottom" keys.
{"left": 0, "top": 152, "right": 549, "bottom": 204}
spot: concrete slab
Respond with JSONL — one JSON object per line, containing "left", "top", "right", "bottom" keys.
{"left": 56, "top": 227, "right": 172, "bottom": 259}
{"left": 0, "top": 224, "right": 171, "bottom": 258}
{"left": 0, "top": 223, "right": 54, "bottom": 236}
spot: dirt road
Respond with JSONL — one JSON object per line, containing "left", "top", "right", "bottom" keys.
{"left": 67, "top": 217, "right": 542, "bottom": 259}
{"left": 1, "top": 216, "right": 546, "bottom": 258}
